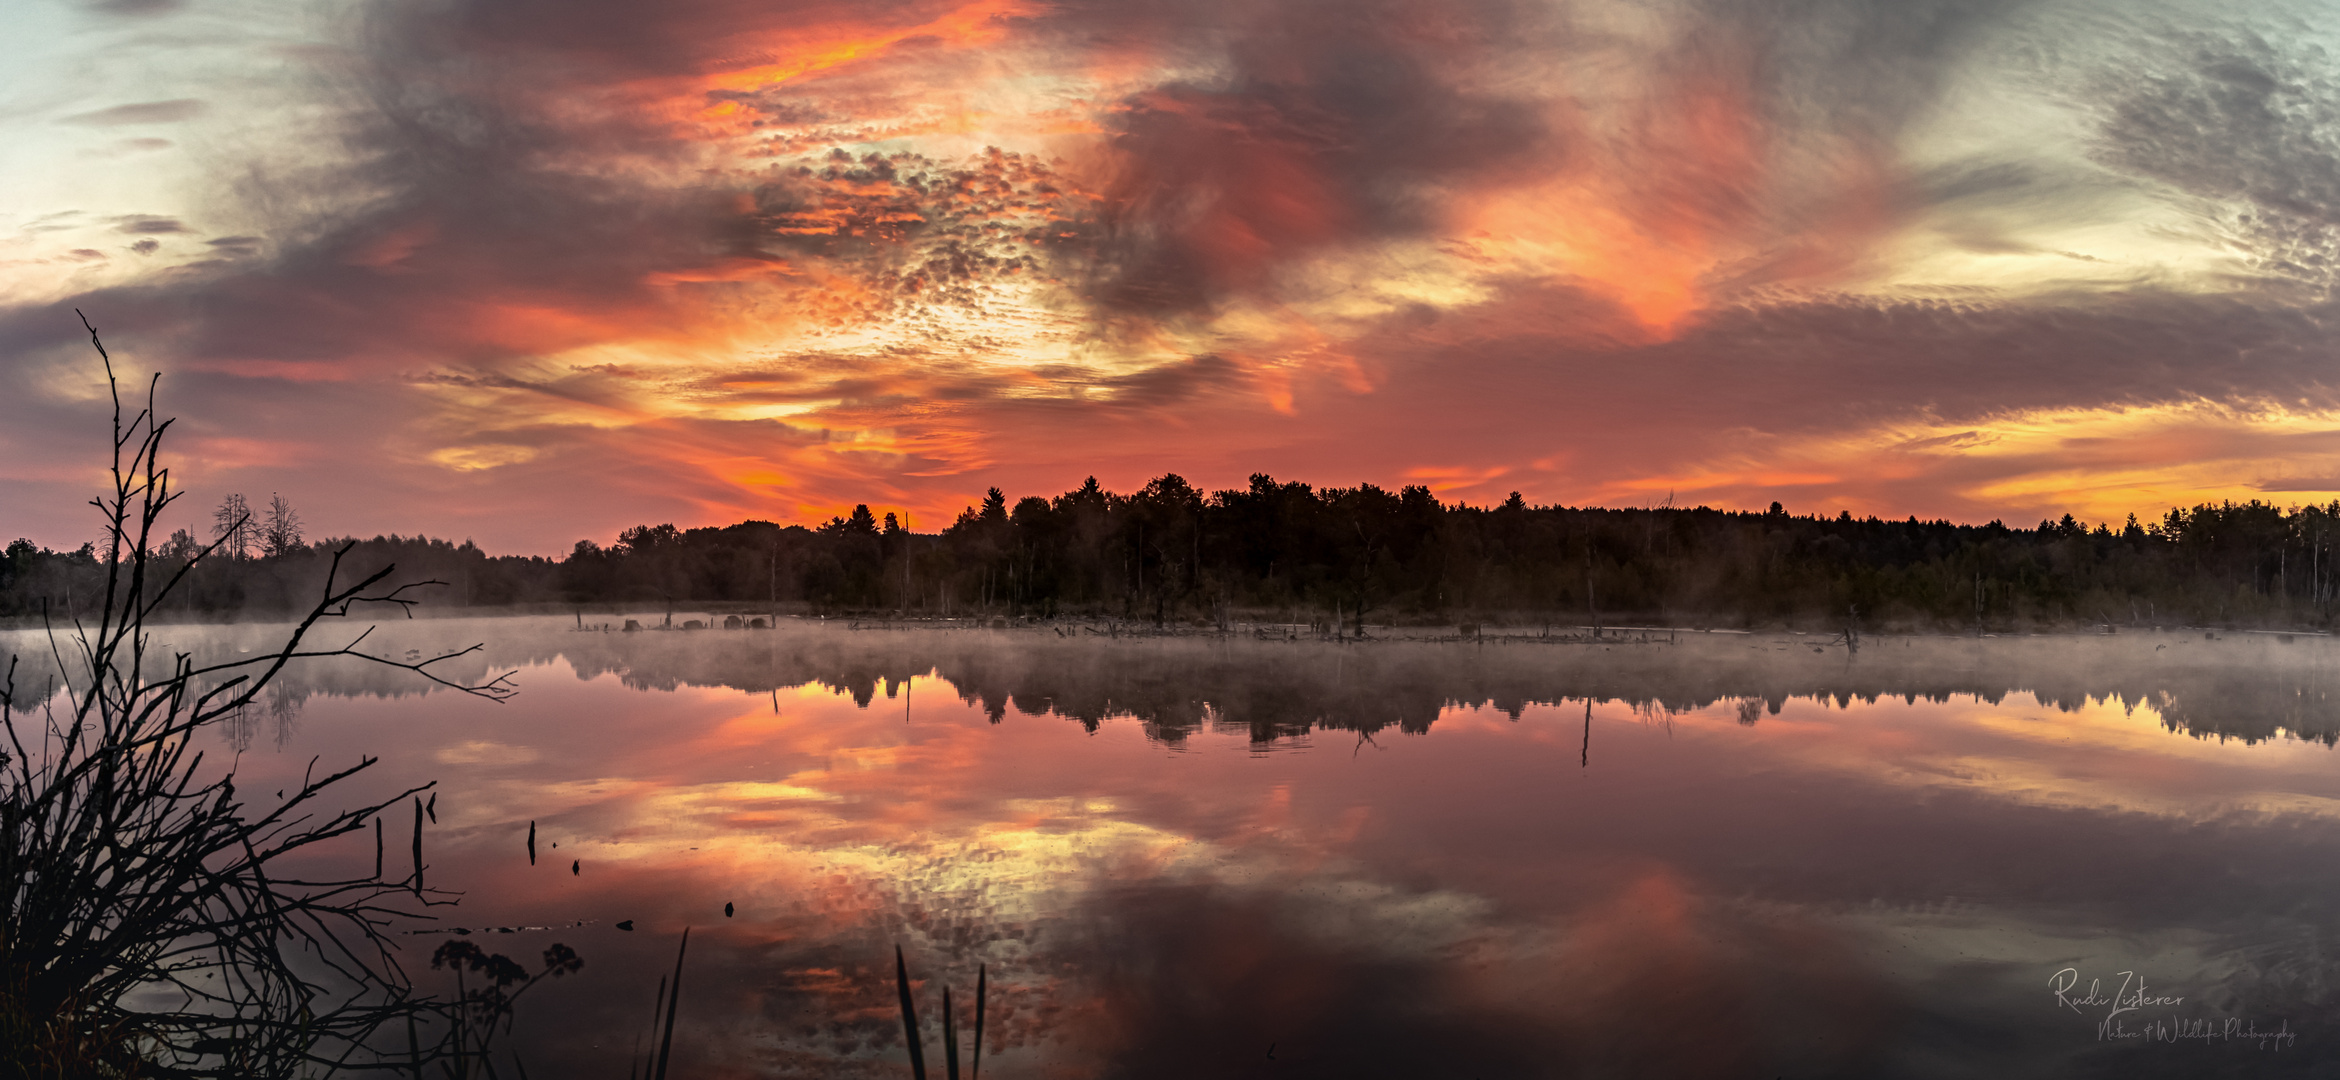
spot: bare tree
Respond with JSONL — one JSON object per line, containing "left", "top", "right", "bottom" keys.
{"left": 261, "top": 492, "right": 303, "bottom": 558}
{"left": 212, "top": 492, "right": 251, "bottom": 561}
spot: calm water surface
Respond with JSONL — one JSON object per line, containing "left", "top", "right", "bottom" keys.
{"left": 42, "top": 618, "right": 2340, "bottom": 1078}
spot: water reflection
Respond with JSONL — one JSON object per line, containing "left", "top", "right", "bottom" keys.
{"left": 10, "top": 619, "right": 2338, "bottom": 1076}
{"left": 222, "top": 679, "right": 306, "bottom": 753}
{"left": 17, "top": 621, "right": 2340, "bottom": 747}
{"left": 545, "top": 627, "right": 2340, "bottom": 748}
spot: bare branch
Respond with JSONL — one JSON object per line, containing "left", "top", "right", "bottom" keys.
{"left": 2, "top": 314, "right": 521, "bottom": 1076}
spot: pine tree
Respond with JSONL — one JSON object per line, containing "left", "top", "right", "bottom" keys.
{"left": 160, "top": 528, "right": 199, "bottom": 562}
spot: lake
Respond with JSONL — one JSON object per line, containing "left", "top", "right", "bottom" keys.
{"left": 29, "top": 617, "right": 2339, "bottom": 1078}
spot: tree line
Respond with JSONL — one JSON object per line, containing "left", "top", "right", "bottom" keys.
{"left": 8, "top": 477, "right": 2340, "bottom": 630}
{"left": 0, "top": 491, "right": 553, "bottom": 620}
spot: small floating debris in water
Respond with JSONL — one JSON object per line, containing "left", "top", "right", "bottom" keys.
{"left": 617, "top": 920, "right": 635, "bottom": 931}
{"left": 724, "top": 902, "right": 734, "bottom": 918}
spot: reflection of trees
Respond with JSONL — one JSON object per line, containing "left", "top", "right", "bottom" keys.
{"left": 424, "top": 627, "right": 2340, "bottom": 748}
{"left": 160, "top": 622, "right": 2340, "bottom": 748}
{"left": 2153, "top": 680, "right": 2340, "bottom": 746}
{"left": 268, "top": 680, "right": 304, "bottom": 748}
{"left": 224, "top": 681, "right": 308, "bottom": 754}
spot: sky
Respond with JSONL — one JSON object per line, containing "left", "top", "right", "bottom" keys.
{"left": 5, "top": 0, "right": 2340, "bottom": 554}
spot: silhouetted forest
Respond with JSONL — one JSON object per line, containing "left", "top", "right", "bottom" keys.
{"left": 0, "top": 534, "right": 556, "bottom": 621}
{"left": 10, "top": 475, "right": 2340, "bottom": 630}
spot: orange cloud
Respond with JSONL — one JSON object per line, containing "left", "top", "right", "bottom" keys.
{"left": 705, "top": 0, "right": 1034, "bottom": 95}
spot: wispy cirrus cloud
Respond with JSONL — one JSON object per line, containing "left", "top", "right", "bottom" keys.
{"left": 57, "top": 99, "right": 207, "bottom": 125}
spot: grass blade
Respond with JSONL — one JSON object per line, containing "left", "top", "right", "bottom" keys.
{"left": 973, "top": 964, "right": 985, "bottom": 1080}
{"left": 943, "top": 985, "right": 960, "bottom": 1080}
{"left": 412, "top": 796, "right": 425, "bottom": 896}
{"left": 895, "top": 945, "right": 927, "bottom": 1080}
{"left": 633, "top": 973, "right": 665, "bottom": 1080}
{"left": 652, "top": 928, "right": 690, "bottom": 1080}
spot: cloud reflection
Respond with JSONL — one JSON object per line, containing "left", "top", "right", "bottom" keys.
{"left": 131, "top": 620, "right": 2340, "bottom": 1075}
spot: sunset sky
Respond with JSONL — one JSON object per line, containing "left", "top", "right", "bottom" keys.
{"left": 6, "top": 0, "right": 2340, "bottom": 554}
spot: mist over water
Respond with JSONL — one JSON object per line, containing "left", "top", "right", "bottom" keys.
{"left": 14, "top": 616, "right": 2338, "bottom": 1076}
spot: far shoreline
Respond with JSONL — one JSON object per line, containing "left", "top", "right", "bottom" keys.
{"left": 12, "top": 601, "right": 2336, "bottom": 641}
